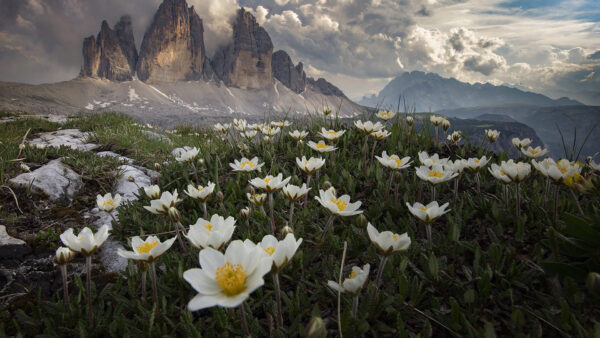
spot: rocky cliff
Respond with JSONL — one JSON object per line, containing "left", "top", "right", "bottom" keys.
{"left": 307, "top": 77, "right": 347, "bottom": 97}
{"left": 80, "top": 16, "right": 137, "bottom": 81}
{"left": 272, "top": 50, "right": 306, "bottom": 93}
{"left": 136, "top": 0, "right": 209, "bottom": 82}
{"left": 212, "top": 8, "right": 274, "bottom": 89}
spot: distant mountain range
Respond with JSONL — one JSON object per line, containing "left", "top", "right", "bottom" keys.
{"left": 359, "top": 71, "right": 583, "bottom": 112}
{"left": 0, "top": 0, "right": 360, "bottom": 125}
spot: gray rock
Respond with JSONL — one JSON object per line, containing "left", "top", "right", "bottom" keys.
{"left": 28, "top": 129, "right": 98, "bottom": 151}
{"left": 0, "top": 225, "right": 30, "bottom": 259}
{"left": 114, "top": 165, "right": 152, "bottom": 202}
{"left": 141, "top": 129, "right": 173, "bottom": 145}
{"left": 9, "top": 159, "right": 83, "bottom": 204}
{"left": 272, "top": 50, "right": 306, "bottom": 93}
{"left": 96, "top": 151, "right": 134, "bottom": 164}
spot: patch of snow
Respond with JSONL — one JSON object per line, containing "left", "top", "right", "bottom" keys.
{"left": 85, "top": 103, "right": 94, "bottom": 110}
{"left": 227, "top": 106, "right": 235, "bottom": 114}
{"left": 225, "top": 87, "right": 235, "bottom": 98}
{"left": 128, "top": 87, "right": 140, "bottom": 101}
{"left": 274, "top": 83, "right": 279, "bottom": 97}
{"left": 93, "top": 100, "right": 101, "bottom": 105}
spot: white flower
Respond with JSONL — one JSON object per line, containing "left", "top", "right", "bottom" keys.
{"left": 240, "top": 130, "right": 257, "bottom": 139}
{"left": 485, "top": 129, "right": 500, "bottom": 143}
{"left": 175, "top": 147, "right": 200, "bottom": 163}
{"left": 258, "top": 234, "right": 303, "bottom": 271}
{"left": 376, "top": 111, "right": 396, "bottom": 121}
{"left": 327, "top": 264, "right": 370, "bottom": 295}
{"left": 532, "top": 158, "right": 581, "bottom": 183}
{"left": 214, "top": 123, "right": 231, "bottom": 134}
{"left": 249, "top": 173, "right": 291, "bottom": 193}
{"left": 318, "top": 128, "right": 346, "bottom": 141}
{"left": 186, "top": 214, "right": 236, "bottom": 250}
{"left": 447, "top": 131, "right": 462, "bottom": 144}
{"left": 465, "top": 156, "right": 491, "bottom": 172}
{"left": 296, "top": 156, "right": 326, "bottom": 175}
{"left": 366, "top": 223, "right": 411, "bottom": 255}
{"left": 261, "top": 126, "right": 281, "bottom": 136}
{"left": 60, "top": 225, "right": 111, "bottom": 256}
{"left": 185, "top": 182, "right": 216, "bottom": 202}
{"left": 375, "top": 151, "right": 412, "bottom": 170}
{"left": 282, "top": 183, "right": 311, "bottom": 202}
{"left": 183, "top": 240, "right": 272, "bottom": 310}
{"left": 441, "top": 118, "right": 451, "bottom": 131}
{"left": 143, "top": 190, "right": 183, "bottom": 214}
{"left": 117, "top": 236, "right": 176, "bottom": 262}
{"left": 144, "top": 185, "right": 161, "bottom": 199}
{"left": 416, "top": 164, "right": 458, "bottom": 185}
{"left": 96, "top": 193, "right": 122, "bottom": 212}
{"left": 354, "top": 120, "right": 384, "bottom": 134}
{"left": 271, "top": 121, "right": 291, "bottom": 128}
{"left": 315, "top": 188, "right": 362, "bottom": 216}
{"left": 248, "top": 123, "right": 262, "bottom": 131}
{"left": 55, "top": 247, "right": 75, "bottom": 264}
{"left": 444, "top": 159, "right": 468, "bottom": 174}
{"left": 418, "top": 151, "right": 448, "bottom": 167}
{"left": 369, "top": 129, "right": 391, "bottom": 141}
{"left": 307, "top": 140, "right": 337, "bottom": 153}
{"left": 233, "top": 119, "right": 248, "bottom": 132}
{"left": 588, "top": 158, "right": 600, "bottom": 171}
{"left": 499, "top": 160, "right": 531, "bottom": 182}
{"left": 512, "top": 137, "right": 531, "bottom": 149}
{"left": 488, "top": 163, "right": 512, "bottom": 184}
{"left": 289, "top": 130, "right": 309, "bottom": 141}
{"left": 19, "top": 163, "right": 30, "bottom": 172}
{"left": 430, "top": 116, "right": 444, "bottom": 126}
{"left": 406, "top": 116, "right": 414, "bottom": 126}
{"left": 521, "top": 146, "right": 549, "bottom": 159}
{"left": 229, "top": 157, "right": 265, "bottom": 172}
{"left": 247, "top": 192, "right": 267, "bottom": 206}
{"left": 406, "top": 201, "right": 450, "bottom": 223}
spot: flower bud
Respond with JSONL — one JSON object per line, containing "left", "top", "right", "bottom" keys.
{"left": 168, "top": 206, "right": 181, "bottom": 222}
{"left": 587, "top": 272, "right": 600, "bottom": 298}
{"left": 18, "top": 143, "right": 25, "bottom": 151}
{"left": 197, "top": 158, "right": 205, "bottom": 166}
{"left": 406, "top": 116, "right": 414, "bottom": 126}
{"left": 216, "top": 191, "right": 224, "bottom": 203}
{"left": 154, "top": 162, "right": 162, "bottom": 171}
{"left": 128, "top": 176, "right": 136, "bottom": 182}
{"left": 55, "top": 247, "right": 75, "bottom": 265}
{"left": 19, "top": 163, "right": 30, "bottom": 172}
{"left": 442, "top": 119, "right": 450, "bottom": 132}
{"left": 357, "top": 214, "right": 368, "bottom": 227}
{"left": 240, "top": 206, "right": 251, "bottom": 219}
{"left": 281, "top": 225, "right": 294, "bottom": 235}
{"left": 323, "top": 108, "right": 332, "bottom": 116}
{"left": 306, "top": 316, "right": 326, "bottom": 338}
{"left": 322, "top": 181, "right": 333, "bottom": 191}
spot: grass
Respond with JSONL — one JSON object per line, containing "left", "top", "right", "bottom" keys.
{"left": 0, "top": 112, "right": 599, "bottom": 336}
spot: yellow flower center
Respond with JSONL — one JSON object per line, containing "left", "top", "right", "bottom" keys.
{"left": 264, "top": 246, "right": 275, "bottom": 256}
{"left": 216, "top": 262, "right": 247, "bottom": 296}
{"left": 393, "top": 234, "right": 398, "bottom": 242}
{"left": 103, "top": 200, "right": 114, "bottom": 208}
{"left": 348, "top": 270, "right": 358, "bottom": 279}
{"left": 500, "top": 171, "right": 506, "bottom": 176}
{"left": 529, "top": 149, "right": 538, "bottom": 155}
{"left": 252, "top": 193, "right": 262, "bottom": 200}
{"left": 316, "top": 143, "right": 329, "bottom": 149}
{"left": 204, "top": 224, "right": 213, "bottom": 231}
{"left": 241, "top": 161, "right": 256, "bottom": 168}
{"left": 428, "top": 170, "right": 443, "bottom": 178}
{"left": 197, "top": 187, "right": 205, "bottom": 192}
{"left": 392, "top": 157, "right": 403, "bottom": 167}
{"left": 475, "top": 160, "right": 480, "bottom": 164}
{"left": 327, "top": 131, "right": 338, "bottom": 136}
{"left": 419, "top": 206, "right": 428, "bottom": 211}
{"left": 304, "top": 161, "right": 309, "bottom": 166}
{"left": 330, "top": 197, "right": 348, "bottom": 211}
{"left": 136, "top": 241, "right": 159, "bottom": 254}
{"left": 264, "top": 178, "right": 272, "bottom": 184}
{"left": 559, "top": 167, "right": 568, "bottom": 174}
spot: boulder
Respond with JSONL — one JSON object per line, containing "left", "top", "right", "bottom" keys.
{"left": 9, "top": 159, "right": 83, "bottom": 204}
{"left": 27, "top": 129, "right": 98, "bottom": 151}
{"left": 0, "top": 225, "right": 30, "bottom": 259}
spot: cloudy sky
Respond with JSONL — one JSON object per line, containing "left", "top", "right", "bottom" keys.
{"left": 0, "top": 0, "right": 599, "bottom": 104}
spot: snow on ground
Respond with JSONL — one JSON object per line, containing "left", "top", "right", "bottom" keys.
{"left": 85, "top": 103, "right": 94, "bottom": 110}
{"left": 225, "top": 87, "right": 235, "bottom": 98}
{"left": 274, "top": 83, "right": 279, "bottom": 97}
{"left": 128, "top": 87, "right": 140, "bottom": 101}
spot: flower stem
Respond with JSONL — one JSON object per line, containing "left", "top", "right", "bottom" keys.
{"left": 172, "top": 220, "right": 187, "bottom": 253}
{"left": 475, "top": 173, "right": 481, "bottom": 193}
{"left": 371, "top": 256, "right": 388, "bottom": 303}
{"left": 385, "top": 171, "right": 393, "bottom": 199}
{"left": 260, "top": 205, "right": 266, "bottom": 217}
{"left": 352, "top": 295, "right": 359, "bottom": 319}
{"left": 515, "top": 183, "right": 521, "bottom": 218}
{"left": 239, "top": 303, "right": 250, "bottom": 337}
{"left": 150, "top": 262, "right": 159, "bottom": 314}
{"left": 203, "top": 202, "right": 208, "bottom": 220}
{"left": 544, "top": 178, "right": 550, "bottom": 207}
{"left": 273, "top": 272, "right": 284, "bottom": 328}
{"left": 268, "top": 193, "right": 276, "bottom": 233}
{"left": 570, "top": 189, "right": 584, "bottom": 216}
{"left": 431, "top": 184, "right": 436, "bottom": 201}
{"left": 370, "top": 141, "right": 377, "bottom": 167}
{"left": 303, "top": 175, "right": 312, "bottom": 209}
{"left": 191, "top": 162, "right": 201, "bottom": 186}
{"left": 86, "top": 255, "right": 93, "bottom": 327}
{"left": 141, "top": 268, "right": 147, "bottom": 299}
{"left": 504, "top": 184, "right": 509, "bottom": 207}
{"left": 337, "top": 241, "right": 348, "bottom": 338}
{"left": 60, "top": 264, "right": 70, "bottom": 312}
{"left": 362, "top": 136, "right": 368, "bottom": 174}
{"left": 453, "top": 175, "right": 460, "bottom": 203}
{"left": 426, "top": 223, "right": 433, "bottom": 247}
{"left": 319, "top": 215, "right": 335, "bottom": 242}
{"left": 288, "top": 202, "right": 295, "bottom": 226}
